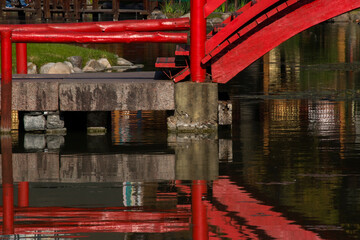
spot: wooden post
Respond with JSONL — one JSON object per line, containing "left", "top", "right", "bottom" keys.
{"left": 16, "top": 43, "right": 28, "bottom": 74}
{"left": 64, "top": 0, "right": 70, "bottom": 20}
{"left": 190, "top": 0, "right": 206, "bottom": 82}
{"left": 1, "top": 31, "right": 13, "bottom": 133}
{"left": 113, "top": 0, "right": 119, "bottom": 21}
{"left": 92, "top": 0, "right": 99, "bottom": 21}
{"left": 43, "top": 0, "right": 51, "bottom": 20}
{"left": 34, "top": 0, "right": 42, "bottom": 21}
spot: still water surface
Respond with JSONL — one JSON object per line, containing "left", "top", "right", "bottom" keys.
{"left": 1, "top": 22, "right": 360, "bottom": 239}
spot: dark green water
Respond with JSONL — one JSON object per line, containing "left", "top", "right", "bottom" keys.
{"left": 1, "top": 22, "right": 360, "bottom": 239}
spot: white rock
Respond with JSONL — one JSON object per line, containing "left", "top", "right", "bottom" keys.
{"left": 73, "top": 67, "right": 83, "bottom": 73}
{"left": 63, "top": 61, "right": 75, "bottom": 73}
{"left": 27, "top": 62, "right": 37, "bottom": 74}
{"left": 116, "top": 57, "right": 134, "bottom": 66}
{"left": 47, "top": 62, "right": 72, "bottom": 74}
{"left": 83, "top": 59, "right": 105, "bottom": 72}
{"left": 40, "top": 62, "right": 55, "bottom": 74}
{"left": 97, "top": 58, "right": 112, "bottom": 69}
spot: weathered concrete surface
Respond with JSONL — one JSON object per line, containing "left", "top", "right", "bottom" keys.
{"left": 168, "top": 82, "right": 218, "bottom": 131}
{"left": 0, "top": 72, "right": 174, "bottom": 111}
{"left": 0, "top": 152, "right": 175, "bottom": 182}
{"left": 168, "top": 133, "right": 219, "bottom": 180}
{"left": 11, "top": 80, "right": 59, "bottom": 111}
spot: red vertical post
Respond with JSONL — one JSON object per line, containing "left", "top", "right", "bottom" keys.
{"left": 16, "top": 43, "right": 27, "bottom": 74}
{"left": 192, "top": 180, "right": 209, "bottom": 240}
{"left": 1, "top": 135, "right": 14, "bottom": 235}
{"left": 190, "top": 0, "right": 206, "bottom": 82}
{"left": 18, "top": 182, "right": 29, "bottom": 207}
{"left": 1, "top": 31, "right": 13, "bottom": 133}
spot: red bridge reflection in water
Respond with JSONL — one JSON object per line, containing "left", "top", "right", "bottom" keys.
{"left": 1, "top": 135, "right": 322, "bottom": 239}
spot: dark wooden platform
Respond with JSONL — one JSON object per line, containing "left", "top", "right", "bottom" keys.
{"left": 0, "top": 72, "right": 175, "bottom": 112}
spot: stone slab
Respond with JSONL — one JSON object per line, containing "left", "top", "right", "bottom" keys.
{"left": 0, "top": 72, "right": 175, "bottom": 111}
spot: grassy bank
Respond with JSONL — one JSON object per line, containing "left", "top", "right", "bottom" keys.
{"left": 0, "top": 43, "right": 118, "bottom": 73}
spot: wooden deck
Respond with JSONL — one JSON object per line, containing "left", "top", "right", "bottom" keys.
{"left": 0, "top": 0, "right": 155, "bottom": 21}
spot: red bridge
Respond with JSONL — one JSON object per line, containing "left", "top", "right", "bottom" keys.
{"left": 156, "top": 0, "right": 360, "bottom": 83}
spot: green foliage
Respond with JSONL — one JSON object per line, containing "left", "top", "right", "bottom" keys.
{"left": 161, "top": 0, "right": 190, "bottom": 18}
{"left": 0, "top": 43, "right": 118, "bottom": 73}
{"left": 215, "top": 0, "right": 250, "bottom": 13}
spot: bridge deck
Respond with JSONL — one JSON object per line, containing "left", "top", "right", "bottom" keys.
{"left": 2, "top": 72, "right": 174, "bottom": 112}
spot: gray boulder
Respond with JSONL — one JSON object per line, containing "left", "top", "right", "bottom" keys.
{"left": 27, "top": 62, "right": 37, "bottom": 74}
{"left": 83, "top": 59, "right": 105, "bottom": 72}
{"left": 24, "top": 114, "right": 46, "bottom": 131}
{"left": 67, "top": 56, "right": 83, "bottom": 69}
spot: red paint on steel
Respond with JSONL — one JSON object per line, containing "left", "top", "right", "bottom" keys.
{"left": 211, "top": 0, "right": 360, "bottom": 83}
{"left": 11, "top": 31, "right": 188, "bottom": 44}
{"left": 1, "top": 31, "right": 13, "bottom": 133}
{"left": 191, "top": 180, "right": 208, "bottom": 240}
{"left": 0, "top": 18, "right": 190, "bottom": 33}
{"left": 205, "top": 0, "right": 281, "bottom": 55}
{"left": 190, "top": 0, "right": 206, "bottom": 82}
{"left": 18, "top": 182, "right": 29, "bottom": 208}
{"left": 1, "top": 135, "right": 14, "bottom": 234}
{"left": 16, "top": 43, "right": 28, "bottom": 74}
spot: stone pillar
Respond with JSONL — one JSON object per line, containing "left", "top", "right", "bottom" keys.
{"left": 168, "top": 82, "right": 218, "bottom": 132}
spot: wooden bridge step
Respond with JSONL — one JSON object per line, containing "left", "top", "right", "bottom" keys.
{"left": 155, "top": 57, "right": 186, "bottom": 68}
{"left": 173, "top": 66, "right": 190, "bottom": 83}
{"left": 175, "top": 44, "right": 190, "bottom": 56}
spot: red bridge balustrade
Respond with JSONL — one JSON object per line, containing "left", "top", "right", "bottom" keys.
{"left": 155, "top": 0, "right": 360, "bottom": 84}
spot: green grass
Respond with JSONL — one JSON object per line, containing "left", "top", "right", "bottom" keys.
{"left": 161, "top": 0, "right": 190, "bottom": 18}
{"left": 0, "top": 43, "right": 118, "bottom": 73}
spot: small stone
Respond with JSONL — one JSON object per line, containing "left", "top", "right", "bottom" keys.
{"left": 40, "top": 62, "right": 55, "bottom": 74}
{"left": 46, "top": 135, "right": 65, "bottom": 149}
{"left": 67, "top": 56, "right": 83, "bottom": 68}
{"left": 116, "top": 57, "right": 134, "bottom": 66}
{"left": 87, "top": 127, "right": 107, "bottom": 135}
{"left": 24, "top": 134, "right": 46, "bottom": 149}
{"left": 27, "top": 62, "right": 37, "bottom": 74}
{"left": 73, "top": 67, "right": 83, "bottom": 73}
{"left": 97, "top": 58, "right": 112, "bottom": 69}
{"left": 24, "top": 114, "right": 46, "bottom": 131}
{"left": 63, "top": 61, "right": 75, "bottom": 73}
{"left": 83, "top": 59, "right": 105, "bottom": 72}
{"left": 46, "top": 114, "right": 65, "bottom": 129}
{"left": 46, "top": 128, "right": 67, "bottom": 135}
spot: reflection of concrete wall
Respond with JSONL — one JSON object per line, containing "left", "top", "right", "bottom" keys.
{"left": 169, "top": 134, "right": 219, "bottom": 180}
{"left": 0, "top": 153, "right": 175, "bottom": 182}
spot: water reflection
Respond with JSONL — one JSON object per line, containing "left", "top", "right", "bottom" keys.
{"left": 1, "top": 22, "right": 360, "bottom": 239}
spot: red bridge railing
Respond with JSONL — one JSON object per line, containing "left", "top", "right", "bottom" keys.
{"left": 0, "top": 18, "right": 189, "bottom": 133}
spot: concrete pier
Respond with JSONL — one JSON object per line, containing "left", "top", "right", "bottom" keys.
{"left": 1, "top": 72, "right": 174, "bottom": 112}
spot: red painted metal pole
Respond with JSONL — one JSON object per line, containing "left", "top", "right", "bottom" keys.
{"left": 0, "top": 18, "right": 190, "bottom": 33}
{"left": 18, "top": 182, "right": 29, "bottom": 207}
{"left": 1, "top": 135, "right": 14, "bottom": 235}
{"left": 16, "top": 43, "right": 27, "bottom": 74}
{"left": 1, "top": 31, "right": 13, "bottom": 133}
{"left": 11, "top": 31, "right": 188, "bottom": 44}
{"left": 190, "top": 0, "right": 206, "bottom": 82}
{"left": 192, "top": 180, "right": 209, "bottom": 240}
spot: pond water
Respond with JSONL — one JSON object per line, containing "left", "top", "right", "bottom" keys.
{"left": 1, "top": 22, "right": 360, "bottom": 239}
